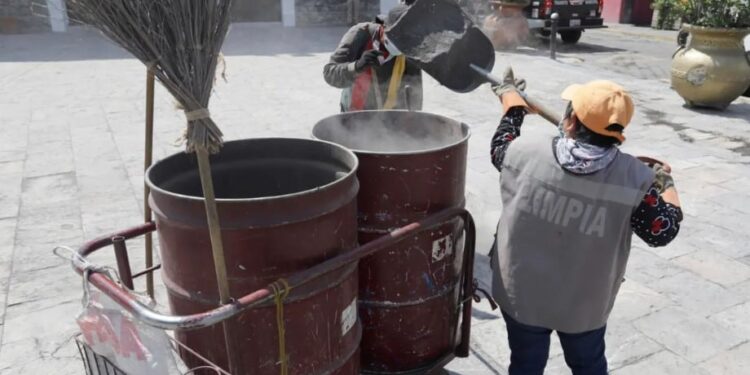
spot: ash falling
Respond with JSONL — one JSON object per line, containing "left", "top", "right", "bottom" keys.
{"left": 313, "top": 111, "right": 470, "bottom": 153}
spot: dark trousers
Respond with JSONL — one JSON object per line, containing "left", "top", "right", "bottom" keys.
{"left": 502, "top": 311, "right": 608, "bottom": 375}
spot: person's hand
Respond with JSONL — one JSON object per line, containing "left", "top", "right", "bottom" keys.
{"left": 355, "top": 49, "right": 383, "bottom": 71}
{"left": 653, "top": 163, "right": 675, "bottom": 193}
{"left": 491, "top": 67, "right": 527, "bottom": 97}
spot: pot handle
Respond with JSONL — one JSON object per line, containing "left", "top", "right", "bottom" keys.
{"left": 673, "top": 29, "right": 689, "bottom": 59}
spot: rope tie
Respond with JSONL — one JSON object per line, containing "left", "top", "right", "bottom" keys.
{"left": 270, "top": 279, "right": 291, "bottom": 375}
{"left": 53, "top": 246, "right": 122, "bottom": 307}
{"left": 185, "top": 108, "right": 211, "bottom": 121}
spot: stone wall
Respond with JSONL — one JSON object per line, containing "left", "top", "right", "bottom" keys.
{"left": 0, "top": 0, "right": 50, "bottom": 33}
{"left": 295, "top": 0, "right": 380, "bottom": 27}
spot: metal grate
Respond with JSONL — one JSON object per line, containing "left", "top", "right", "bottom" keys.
{"left": 76, "top": 336, "right": 126, "bottom": 375}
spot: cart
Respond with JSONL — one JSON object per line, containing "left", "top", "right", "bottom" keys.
{"left": 60, "top": 207, "right": 483, "bottom": 375}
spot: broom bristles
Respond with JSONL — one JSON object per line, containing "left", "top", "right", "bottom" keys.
{"left": 67, "top": 0, "right": 233, "bottom": 153}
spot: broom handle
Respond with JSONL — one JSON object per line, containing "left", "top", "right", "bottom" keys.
{"left": 195, "top": 148, "right": 240, "bottom": 374}
{"left": 144, "top": 69, "right": 155, "bottom": 299}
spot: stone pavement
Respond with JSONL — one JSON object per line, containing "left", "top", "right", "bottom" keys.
{"left": 1, "top": 23, "right": 749, "bottom": 374}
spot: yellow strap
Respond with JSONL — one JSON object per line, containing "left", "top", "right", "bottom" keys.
{"left": 383, "top": 55, "right": 406, "bottom": 109}
{"left": 271, "top": 279, "right": 291, "bottom": 375}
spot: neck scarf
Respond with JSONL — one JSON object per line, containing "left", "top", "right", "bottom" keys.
{"left": 554, "top": 135, "right": 619, "bottom": 175}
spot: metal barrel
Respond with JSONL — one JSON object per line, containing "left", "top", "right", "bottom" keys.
{"left": 313, "top": 111, "right": 470, "bottom": 373}
{"left": 146, "top": 138, "right": 361, "bottom": 375}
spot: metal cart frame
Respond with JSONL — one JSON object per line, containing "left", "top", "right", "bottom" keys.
{"left": 65, "top": 207, "right": 479, "bottom": 375}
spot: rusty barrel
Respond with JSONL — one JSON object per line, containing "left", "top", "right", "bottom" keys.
{"left": 146, "top": 138, "right": 361, "bottom": 375}
{"left": 313, "top": 111, "right": 470, "bottom": 373}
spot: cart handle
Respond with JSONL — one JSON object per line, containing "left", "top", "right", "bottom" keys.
{"left": 66, "top": 208, "right": 476, "bottom": 334}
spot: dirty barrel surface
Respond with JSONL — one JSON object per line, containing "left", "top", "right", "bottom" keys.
{"left": 313, "top": 111, "right": 470, "bottom": 373}
{"left": 146, "top": 138, "right": 361, "bottom": 375}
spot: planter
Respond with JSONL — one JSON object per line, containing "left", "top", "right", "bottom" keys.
{"left": 671, "top": 24, "right": 750, "bottom": 109}
{"left": 483, "top": 1, "right": 530, "bottom": 49}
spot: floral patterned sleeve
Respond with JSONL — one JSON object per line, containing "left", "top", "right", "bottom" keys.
{"left": 631, "top": 183, "right": 684, "bottom": 247}
{"left": 491, "top": 107, "right": 527, "bottom": 172}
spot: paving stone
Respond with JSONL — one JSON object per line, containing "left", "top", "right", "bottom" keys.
{"left": 0, "top": 174, "right": 23, "bottom": 219}
{"left": 23, "top": 148, "right": 75, "bottom": 178}
{"left": 0, "top": 336, "right": 81, "bottom": 375}
{"left": 611, "top": 350, "right": 709, "bottom": 375}
{"left": 633, "top": 307, "right": 744, "bottom": 363}
{"left": 624, "top": 247, "right": 685, "bottom": 283}
{"left": 1, "top": 298, "right": 80, "bottom": 345}
{"left": 648, "top": 272, "right": 743, "bottom": 317}
{"left": 709, "top": 301, "right": 750, "bottom": 341}
{"left": 609, "top": 279, "right": 673, "bottom": 322}
{"left": 606, "top": 320, "right": 664, "bottom": 371}
{"left": 5, "top": 263, "right": 82, "bottom": 315}
{"left": 680, "top": 223, "right": 750, "bottom": 260}
{"left": 20, "top": 172, "right": 78, "bottom": 209}
{"left": 467, "top": 321, "right": 511, "bottom": 372}
{"left": 445, "top": 350, "right": 504, "bottom": 374}
{"left": 673, "top": 250, "right": 750, "bottom": 287}
{"left": 700, "top": 342, "right": 750, "bottom": 375}
{"left": 0, "top": 161, "right": 23, "bottom": 177}
{"left": 0, "top": 217, "right": 17, "bottom": 246}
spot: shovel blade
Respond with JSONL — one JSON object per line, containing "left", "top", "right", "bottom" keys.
{"left": 386, "top": 0, "right": 496, "bottom": 93}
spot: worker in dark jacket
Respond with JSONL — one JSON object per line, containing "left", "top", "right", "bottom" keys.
{"left": 488, "top": 68, "right": 683, "bottom": 375}
{"left": 323, "top": 3, "right": 423, "bottom": 112}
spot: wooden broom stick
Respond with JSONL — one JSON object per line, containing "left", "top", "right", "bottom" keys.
{"left": 144, "top": 68, "right": 155, "bottom": 298}
{"left": 195, "top": 147, "right": 239, "bottom": 374}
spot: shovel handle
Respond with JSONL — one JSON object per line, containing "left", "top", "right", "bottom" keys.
{"left": 469, "top": 65, "right": 671, "bottom": 171}
{"left": 522, "top": 94, "right": 561, "bottom": 126}
{"left": 469, "top": 64, "right": 561, "bottom": 126}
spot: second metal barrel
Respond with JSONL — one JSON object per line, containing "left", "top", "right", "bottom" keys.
{"left": 313, "top": 111, "right": 470, "bottom": 373}
{"left": 146, "top": 138, "right": 361, "bottom": 375}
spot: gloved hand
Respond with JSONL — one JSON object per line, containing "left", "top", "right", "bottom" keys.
{"left": 653, "top": 163, "right": 675, "bottom": 193}
{"left": 491, "top": 67, "right": 527, "bottom": 97}
{"left": 355, "top": 49, "right": 383, "bottom": 71}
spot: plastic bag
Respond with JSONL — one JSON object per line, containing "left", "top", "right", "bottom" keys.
{"left": 77, "top": 288, "right": 179, "bottom": 375}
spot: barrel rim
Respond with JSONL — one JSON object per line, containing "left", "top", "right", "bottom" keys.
{"left": 312, "top": 110, "right": 472, "bottom": 156}
{"left": 145, "top": 137, "right": 359, "bottom": 203}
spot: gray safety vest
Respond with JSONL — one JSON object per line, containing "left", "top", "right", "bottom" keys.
{"left": 491, "top": 132, "right": 654, "bottom": 333}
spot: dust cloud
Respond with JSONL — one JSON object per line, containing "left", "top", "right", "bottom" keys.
{"left": 313, "top": 111, "right": 468, "bottom": 153}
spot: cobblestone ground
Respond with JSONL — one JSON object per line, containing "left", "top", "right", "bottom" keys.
{"left": 0, "top": 23, "right": 749, "bottom": 374}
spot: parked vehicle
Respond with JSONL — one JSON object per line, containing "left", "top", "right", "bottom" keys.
{"left": 524, "top": 0, "right": 605, "bottom": 44}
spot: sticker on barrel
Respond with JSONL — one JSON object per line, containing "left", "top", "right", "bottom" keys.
{"left": 341, "top": 298, "right": 357, "bottom": 337}
{"left": 432, "top": 234, "right": 453, "bottom": 263}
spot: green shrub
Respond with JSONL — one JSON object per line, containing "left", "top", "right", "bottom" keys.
{"left": 651, "top": 0, "right": 682, "bottom": 29}
{"left": 679, "top": 0, "right": 750, "bottom": 28}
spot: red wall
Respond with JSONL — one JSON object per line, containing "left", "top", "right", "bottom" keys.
{"left": 631, "top": 0, "right": 654, "bottom": 25}
{"left": 602, "top": 0, "right": 624, "bottom": 23}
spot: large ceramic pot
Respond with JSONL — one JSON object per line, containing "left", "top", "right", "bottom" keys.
{"left": 671, "top": 24, "right": 750, "bottom": 109}
{"left": 483, "top": 0, "right": 531, "bottom": 49}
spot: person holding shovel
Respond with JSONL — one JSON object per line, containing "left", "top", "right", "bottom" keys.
{"left": 488, "top": 68, "right": 683, "bottom": 375}
{"left": 323, "top": 3, "right": 422, "bottom": 112}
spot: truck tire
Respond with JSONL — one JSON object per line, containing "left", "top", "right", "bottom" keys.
{"left": 560, "top": 30, "right": 582, "bottom": 44}
{"left": 537, "top": 29, "right": 551, "bottom": 37}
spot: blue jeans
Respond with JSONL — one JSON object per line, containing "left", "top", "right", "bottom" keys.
{"left": 502, "top": 311, "right": 608, "bottom": 375}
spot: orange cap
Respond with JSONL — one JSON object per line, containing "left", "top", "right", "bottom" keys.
{"left": 561, "top": 80, "right": 634, "bottom": 143}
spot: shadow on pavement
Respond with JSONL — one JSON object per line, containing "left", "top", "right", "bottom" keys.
{"left": 683, "top": 102, "right": 750, "bottom": 122}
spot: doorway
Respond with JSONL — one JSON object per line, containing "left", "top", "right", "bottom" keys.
{"left": 232, "top": 0, "right": 282, "bottom": 22}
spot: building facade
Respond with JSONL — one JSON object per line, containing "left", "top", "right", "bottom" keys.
{"left": 0, "top": 0, "right": 404, "bottom": 33}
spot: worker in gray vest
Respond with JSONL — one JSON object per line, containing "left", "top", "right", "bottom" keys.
{"left": 488, "top": 68, "right": 683, "bottom": 375}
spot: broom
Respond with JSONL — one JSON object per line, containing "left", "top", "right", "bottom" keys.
{"left": 66, "top": 0, "right": 239, "bottom": 372}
